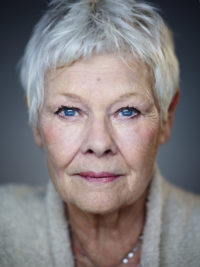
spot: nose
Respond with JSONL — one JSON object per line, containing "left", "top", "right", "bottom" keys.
{"left": 80, "top": 117, "right": 117, "bottom": 158}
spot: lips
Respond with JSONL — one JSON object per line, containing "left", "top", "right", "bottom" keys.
{"left": 76, "top": 172, "right": 122, "bottom": 183}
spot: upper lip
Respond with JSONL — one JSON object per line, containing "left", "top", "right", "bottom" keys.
{"left": 77, "top": 172, "right": 122, "bottom": 178}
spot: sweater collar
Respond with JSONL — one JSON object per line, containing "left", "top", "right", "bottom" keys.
{"left": 140, "top": 166, "right": 165, "bottom": 267}
{"left": 46, "top": 182, "right": 74, "bottom": 267}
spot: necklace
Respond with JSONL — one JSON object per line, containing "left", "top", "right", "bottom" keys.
{"left": 120, "top": 234, "right": 143, "bottom": 265}
{"left": 70, "top": 227, "right": 143, "bottom": 267}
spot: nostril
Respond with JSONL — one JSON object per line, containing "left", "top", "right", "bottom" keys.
{"left": 86, "top": 148, "right": 112, "bottom": 156}
{"left": 105, "top": 149, "right": 112, "bottom": 155}
{"left": 88, "top": 149, "right": 93, "bottom": 154}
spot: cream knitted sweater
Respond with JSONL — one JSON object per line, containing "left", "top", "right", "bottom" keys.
{"left": 0, "top": 168, "right": 200, "bottom": 267}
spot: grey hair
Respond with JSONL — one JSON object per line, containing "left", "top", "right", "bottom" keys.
{"left": 20, "top": 0, "right": 179, "bottom": 126}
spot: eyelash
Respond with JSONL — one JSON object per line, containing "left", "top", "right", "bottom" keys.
{"left": 55, "top": 105, "right": 140, "bottom": 119}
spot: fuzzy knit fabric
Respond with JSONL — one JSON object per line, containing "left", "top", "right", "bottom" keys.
{"left": 0, "top": 167, "right": 200, "bottom": 267}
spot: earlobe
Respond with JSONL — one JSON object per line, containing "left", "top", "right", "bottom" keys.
{"left": 32, "top": 127, "right": 43, "bottom": 148}
{"left": 24, "top": 95, "right": 28, "bottom": 108}
{"left": 159, "top": 90, "right": 180, "bottom": 145}
{"left": 158, "top": 121, "right": 171, "bottom": 145}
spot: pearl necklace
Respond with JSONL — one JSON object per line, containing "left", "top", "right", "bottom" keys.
{"left": 120, "top": 234, "right": 143, "bottom": 266}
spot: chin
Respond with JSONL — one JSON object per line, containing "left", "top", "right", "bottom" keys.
{"left": 70, "top": 192, "right": 125, "bottom": 215}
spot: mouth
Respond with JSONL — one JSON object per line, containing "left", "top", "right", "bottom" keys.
{"left": 75, "top": 172, "right": 122, "bottom": 183}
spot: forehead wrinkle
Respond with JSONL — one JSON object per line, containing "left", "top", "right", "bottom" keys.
{"left": 45, "top": 55, "right": 156, "bottom": 108}
{"left": 45, "top": 74, "right": 155, "bottom": 110}
{"left": 47, "top": 55, "right": 151, "bottom": 88}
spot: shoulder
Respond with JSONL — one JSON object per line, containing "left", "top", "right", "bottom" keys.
{"left": 160, "top": 180, "right": 200, "bottom": 266}
{"left": 0, "top": 184, "right": 52, "bottom": 266}
{"left": 0, "top": 183, "right": 47, "bottom": 220}
{"left": 163, "top": 180, "right": 200, "bottom": 218}
{"left": 0, "top": 183, "right": 48, "bottom": 232}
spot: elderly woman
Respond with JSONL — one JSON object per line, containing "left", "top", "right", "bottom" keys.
{"left": 1, "top": 0, "right": 200, "bottom": 266}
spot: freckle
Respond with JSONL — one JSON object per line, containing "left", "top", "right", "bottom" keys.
{"left": 96, "top": 77, "right": 101, "bottom": 82}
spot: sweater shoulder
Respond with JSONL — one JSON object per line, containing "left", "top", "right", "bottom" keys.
{"left": 0, "top": 183, "right": 52, "bottom": 266}
{"left": 0, "top": 183, "right": 47, "bottom": 215}
{"left": 0, "top": 183, "right": 48, "bottom": 235}
{"left": 160, "top": 180, "right": 200, "bottom": 266}
{"left": 164, "top": 180, "right": 200, "bottom": 212}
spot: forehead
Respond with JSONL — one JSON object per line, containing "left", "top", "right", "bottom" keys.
{"left": 45, "top": 54, "right": 154, "bottom": 101}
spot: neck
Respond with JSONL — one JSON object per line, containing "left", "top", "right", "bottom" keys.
{"left": 66, "top": 188, "right": 148, "bottom": 267}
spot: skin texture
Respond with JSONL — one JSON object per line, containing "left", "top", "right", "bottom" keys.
{"left": 33, "top": 54, "right": 178, "bottom": 266}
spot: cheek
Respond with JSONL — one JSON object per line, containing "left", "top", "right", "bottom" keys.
{"left": 114, "top": 118, "right": 160, "bottom": 168}
{"left": 41, "top": 120, "right": 84, "bottom": 168}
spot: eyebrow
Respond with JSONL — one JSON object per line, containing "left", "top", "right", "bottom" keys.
{"left": 61, "top": 92, "right": 141, "bottom": 100}
{"left": 114, "top": 92, "right": 154, "bottom": 107}
{"left": 60, "top": 93, "right": 84, "bottom": 102}
{"left": 60, "top": 91, "right": 153, "bottom": 106}
{"left": 117, "top": 92, "right": 142, "bottom": 99}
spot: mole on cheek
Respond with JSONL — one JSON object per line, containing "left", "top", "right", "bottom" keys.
{"left": 96, "top": 77, "right": 101, "bottom": 82}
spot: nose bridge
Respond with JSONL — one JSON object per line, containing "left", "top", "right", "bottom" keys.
{"left": 81, "top": 114, "right": 117, "bottom": 157}
{"left": 92, "top": 116, "right": 111, "bottom": 143}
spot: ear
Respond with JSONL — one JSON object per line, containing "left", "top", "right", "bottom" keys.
{"left": 24, "top": 95, "right": 28, "bottom": 108}
{"left": 159, "top": 90, "right": 180, "bottom": 145}
{"left": 32, "top": 126, "right": 43, "bottom": 148}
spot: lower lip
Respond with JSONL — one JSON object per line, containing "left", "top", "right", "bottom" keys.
{"left": 78, "top": 175, "right": 121, "bottom": 183}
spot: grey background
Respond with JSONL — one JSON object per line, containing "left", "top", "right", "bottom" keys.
{"left": 1, "top": 1, "right": 200, "bottom": 194}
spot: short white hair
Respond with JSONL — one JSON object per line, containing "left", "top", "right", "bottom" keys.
{"left": 20, "top": 0, "right": 179, "bottom": 126}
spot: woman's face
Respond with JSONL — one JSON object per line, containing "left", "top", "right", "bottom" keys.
{"left": 36, "top": 54, "right": 164, "bottom": 214}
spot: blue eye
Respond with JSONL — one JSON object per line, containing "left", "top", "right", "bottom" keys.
{"left": 63, "top": 108, "right": 78, "bottom": 116}
{"left": 119, "top": 107, "right": 139, "bottom": 117}
{"left": 55, "top": 106, "right": 79, "bottom": 117}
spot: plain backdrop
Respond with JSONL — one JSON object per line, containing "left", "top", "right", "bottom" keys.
{"left": 1, "top": 0, "right": 200, "bottom": 194}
